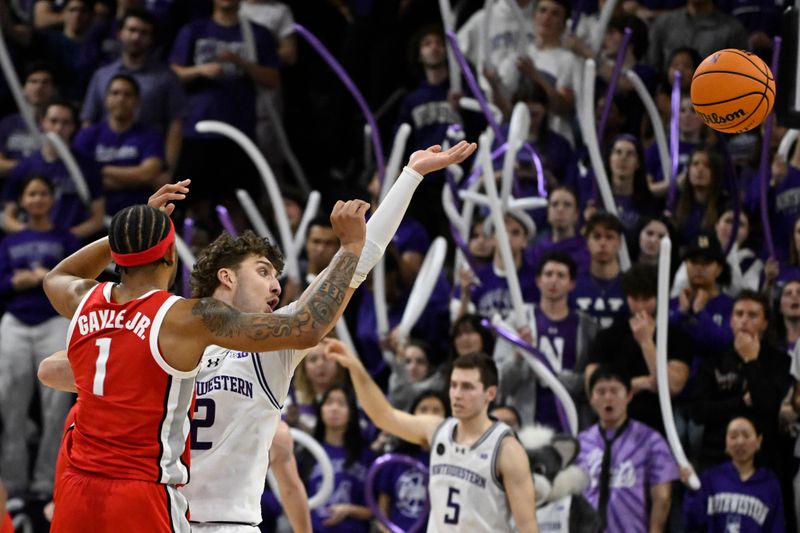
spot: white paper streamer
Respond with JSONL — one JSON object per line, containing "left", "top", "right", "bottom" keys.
{"left": 459, "top": 97, "right": 504, "bottom": 125}
{"left": 267, "top": 427, "right": 334, "bottom": 509}
{"left": 45, "top": 132, "right": 90, "bottom": 206}
{"left": 480, "top": 133, "right": 527, "bottom": 327}
{"left": 626, "top": 69, "right": 671, "bottom": 194}
{"left": 656, "top": 237, "right": 700, "bottom": 490}
{"left": 0, "top": 23, "right": 38, "bottom": 137}
{"left": 396, "top": 237, "right": 447, "bottom": 342}
{"left": 195, "top": 120, "right": 300, "bottom": 284}
{"left": 235, "top": 188, "right": 277, "bottom": 243}
{"left": 778, "top": 129, "right": 799, "bottom": 160}
{"left": 292, "top": 190, "right": 321, "bottom": 254}
{"left": 438, "top": 0, "right": 462, "bottom": 93}
{"left": 174, "top": 234, "right": 197, "bottom": 270}
{"left": 578, "top": 60, "right": 631, "bottom": 271}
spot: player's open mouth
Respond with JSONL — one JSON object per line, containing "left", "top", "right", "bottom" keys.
{"left": 266, "top": 298, "right": 279, "bottom": 312}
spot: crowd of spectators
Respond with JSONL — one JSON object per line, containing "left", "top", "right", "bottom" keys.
{"left": 0, "top": 0, "right": 798, "bottom": 532}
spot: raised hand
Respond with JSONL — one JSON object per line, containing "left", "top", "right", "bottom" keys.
{"left": 329, "top": 199, "right": 369, "bottom": 255}
{"left": 734, "top": 331, "right": 760, "bottom": 363}
{"left": 629, "top": 311, "right": 656, "bottom": 346}
{"left": 408, "top": 140, "right": 477, "bottom": 176}
{"left": 323, "top": 338, "right": 363, "bottom": 371}
{"left": 148, "top": 179, "right": 190, "bottom": 216}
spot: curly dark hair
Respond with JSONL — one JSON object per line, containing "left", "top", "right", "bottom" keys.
{"left": 190, "top": 230, "right": 284, "bottom": 298}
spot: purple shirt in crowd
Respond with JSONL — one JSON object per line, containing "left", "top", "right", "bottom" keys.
{"left": 534, "top": 307, "right": 579, "bottom": 431}
{"left": 669, "top": 292, "right": 734, "bottom": 375}
{"left": 644, "top": 139, "right": 698, "bottom": 183}
{"left": 0, "top": 113, "right": 39, "bottom": 160}
{"left": 457, "top": 259, "right": 538, "bottom": 320}
{"left": 395, "top": 80, "right": 460, "bottom": 153}
{"left": 307, "top": 444, "right": 374, "bottom": 533}
{"left": 684, "top": 462, "right": 785, "bottom": 533}
{"left": 577, "top": 419, "right": 679, "bottom": 533}
{"left": 0, "top": 228, "right": 80, "bottom": 325}
{"left": 571, "top": 272, "right": 625, "bottom": 329}
{"left": 771, "top": 166, "right": 800, "bottom": 261}
{"left": 375, "top": 450, "right": 430, "bottom": 532}
{"left": 73, "top": 121, "right": 164, "bottom": 215}
{"left": 169, "top": 18, "right": 279, "bottom": 138}
{"left": 526, "top": 233, "right": 591, "bottom": 277}
{"left": 4, "top": 152, "right": 102, "bottom": 231}
{"left": 81, "top": 57, "right": 186, "bottom": 132}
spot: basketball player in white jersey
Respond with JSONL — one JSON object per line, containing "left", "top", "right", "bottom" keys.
{"left": 38, "top": 141, "right": 479, "bottom": 531}
{"left": 324, "top": 340, "right": 539, "bottom": 532}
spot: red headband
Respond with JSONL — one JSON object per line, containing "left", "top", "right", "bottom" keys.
{"left": 111, "top": 218, "right": 176, "bottom": 267}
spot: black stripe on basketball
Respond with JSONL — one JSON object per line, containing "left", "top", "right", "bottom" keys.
{"left": 692, "top": 91, "right": 765, "bottom": 107}
{"left": 721, "top": 93, "right": 766, "bottom": 132}
{"left": 729, "top": 49, "right": 772, "bottom": 80}
{"left": 693, "top": 69, "right": 771, "bottom": 86}
{"left": 156, "top": 376, "right": 173, "bottom": 483}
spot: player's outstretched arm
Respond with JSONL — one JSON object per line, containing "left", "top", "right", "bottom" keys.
{"left": 43, "top": 180, "right": 191, "bottom": 318}
{"left": 38, "top": 350, "right": 77, "bottom": 393}
{"left": 270, "top": 422, "right": 312, "bottom": 533}
{"left": 164, "top": 201, "right": 367, "bottom": 362}
{"left": 324, "top": 338, "right": 442, "bottom": 447}
{"left": 498, "top": 437, "right": 539, "bottom": 533}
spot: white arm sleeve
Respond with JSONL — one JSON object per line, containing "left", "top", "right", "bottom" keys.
{"left": 350, "top": 166, "right": 424, "bottom": 287}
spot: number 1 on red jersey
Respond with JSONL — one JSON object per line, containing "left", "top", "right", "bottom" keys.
{"left": 93, "top": 338, "right": 112, "bottom": 396}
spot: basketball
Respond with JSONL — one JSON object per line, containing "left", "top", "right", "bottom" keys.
{"left": 690, "top": 49, "right": 775, "bottom": 134}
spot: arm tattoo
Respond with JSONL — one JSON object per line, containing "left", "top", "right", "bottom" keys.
{"left": 191, "top": 250, "right": 358, "bottom": 342}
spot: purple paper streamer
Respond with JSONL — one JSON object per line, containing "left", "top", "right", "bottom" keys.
{"left": 465, "top": 143, "right": 508, "bottom": 189}
{"left": 522, "top": 143, "right": 548, "bottom": 198}
{"left": 570, "top": 0, "right": 586, "bottom": 33}
{"left": 481, "top": 318, "right": 571, "bottom": 433}
{"left": 446, "top": 169, "right": 462, "bottom": 211}
{"left": 216, "top": 205, "right": 239, "bottom": 237}
{"left": 667, "top": 71, "right": 682, "bottom": 212}
{"left": 294, "top": 23, "right": 386, "bottom": 185}
{"left": 597, "top": 27, "right": 632, "bottom": 145}
{"left": 365, "top": 454, "right": 429, "bottom": 533}
{"left": 182, "top": 217, "right": 193, "bottom": 298}
{"left": 446, "top": 31, "right": 504, "bottom": 143}
{"left": 462, "top": 142, "right": 547, "bottom": 199}
{"left": 758, "top": 37, "right": 781, "bottom": 260}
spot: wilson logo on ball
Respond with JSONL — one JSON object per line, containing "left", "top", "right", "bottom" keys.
{"left": 696, "top": 109, "right": 747, "bottom": 125}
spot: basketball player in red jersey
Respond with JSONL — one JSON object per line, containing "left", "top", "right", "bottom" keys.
{"left": 0, "top": 479, "right": 13, "bottom": 533}
{"left": 42, "top": 181, "right": 369, "bottom": 533}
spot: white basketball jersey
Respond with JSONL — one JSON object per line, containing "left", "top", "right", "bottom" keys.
{"left": 179, "top": 302, "right": 310, "bottom": 525}
{"left": 427, "top": 418, "right": 515, "bottom": 533}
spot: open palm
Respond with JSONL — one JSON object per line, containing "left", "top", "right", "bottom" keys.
{"left": 408, "top": 140, "right": 477, "bottom": 176}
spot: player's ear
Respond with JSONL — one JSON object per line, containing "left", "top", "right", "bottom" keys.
{"left": 163, "top": 243, "right": 176, "bottom": 266}
{"left": 486, "top": 384, "right": 498, "bottom": 403}
{"left": 216, "top": 267, "right": 236, "bottom": 289}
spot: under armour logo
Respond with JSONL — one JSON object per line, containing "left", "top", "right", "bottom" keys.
{"left": 206, "top": 358, "right": 221, "bottom": 368}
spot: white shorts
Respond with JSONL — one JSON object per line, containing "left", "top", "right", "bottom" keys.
{"left": 190, "top": 523, "right": 260, "bottom": 533}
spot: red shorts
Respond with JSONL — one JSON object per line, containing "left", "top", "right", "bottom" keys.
{"left": 51, "top": 468, "right": 189, "bottom": 533}
{"left": 53, "top": 405, "right": 78, "bottom": 500}
{"left": 1, "top": 512, "right": 12, "bottom": 533}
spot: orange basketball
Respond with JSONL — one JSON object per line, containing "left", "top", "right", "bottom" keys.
{"left": 690, "top": 49, "right": 775, "bottom": 134}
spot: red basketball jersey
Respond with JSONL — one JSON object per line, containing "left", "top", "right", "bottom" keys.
{"left": 1, "top": 512, "right": 12, "bottom": 533}
{"left": 65, "top": 282, "right": 198, "bottom": 484}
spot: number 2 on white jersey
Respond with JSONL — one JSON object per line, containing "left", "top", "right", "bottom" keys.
{"left": 93, "top": 338, "right": 112, "bottom": 396}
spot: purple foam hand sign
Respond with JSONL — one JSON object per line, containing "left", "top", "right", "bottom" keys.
{"left": 365, "top": 453, "right": 430, "bottom": 533}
